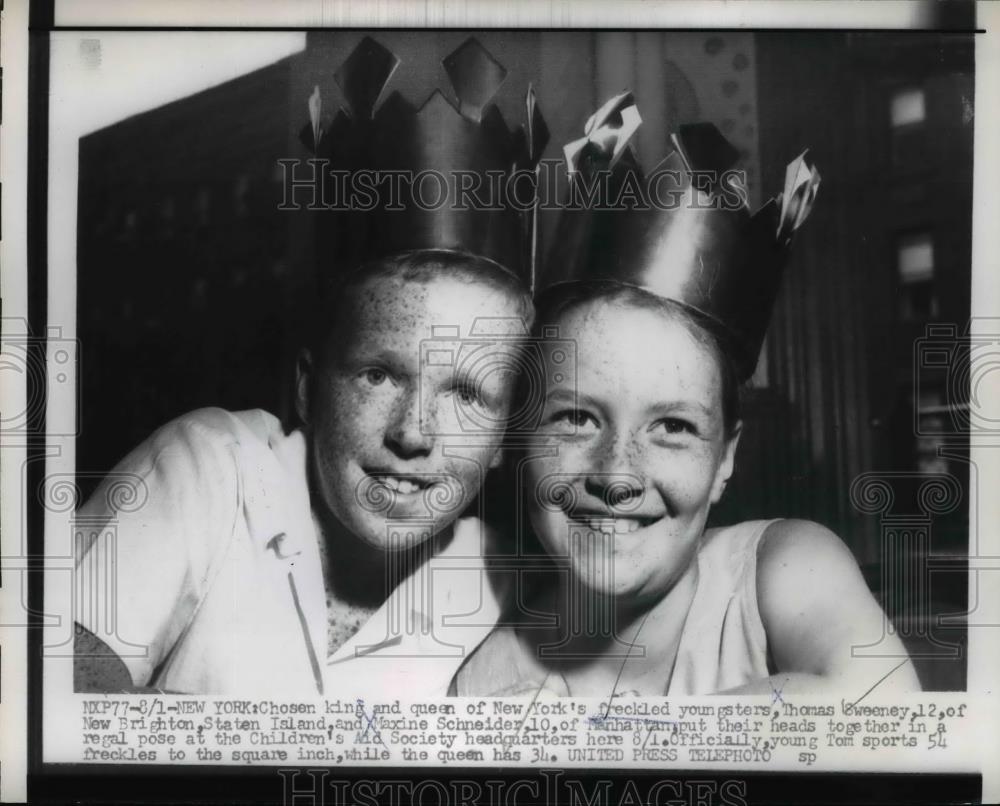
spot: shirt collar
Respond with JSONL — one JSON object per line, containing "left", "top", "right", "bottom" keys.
{"left": 237, "top": 423, "right": 313, "bottom": 558}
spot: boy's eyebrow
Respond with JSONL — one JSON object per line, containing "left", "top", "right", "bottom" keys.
{"left": 338, "top": 347, "right": 409, "bottom": 369}
{"left": 544, "top": 388, "right": 606, "bottom": 411}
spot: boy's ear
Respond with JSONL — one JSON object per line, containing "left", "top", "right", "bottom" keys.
{"left": 710, "top": 421, "right": 742, "bottom": 504}
{"left": 487, "top": 445, "right": 504, "bottom": 471}
{"left": 295, "top": 349, "right": 314, "bottom": 427}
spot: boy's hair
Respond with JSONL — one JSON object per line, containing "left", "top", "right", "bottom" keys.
{"left": 311, "top": 249, "right": 534, "bottom": 359}
{"left": 534, "top": 281, "right": 744, "bottom": 437}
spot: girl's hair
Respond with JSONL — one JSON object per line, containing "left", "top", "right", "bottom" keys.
{"left": 534, "top": 281, "right": 744, "bottom": 437}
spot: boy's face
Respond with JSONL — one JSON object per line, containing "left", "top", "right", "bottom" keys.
{"left": 526, "top": 298, "right": 740, "bottom": 601}
{"left": 298, "top": 271, "right": 526, "bottom": 551}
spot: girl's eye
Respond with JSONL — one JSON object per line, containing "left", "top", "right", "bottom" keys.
{"left": 360, "top": 367, "right": 389, "bottom": 386}
{"left": 657, "top": 417, "right": 696, "bottom": 436}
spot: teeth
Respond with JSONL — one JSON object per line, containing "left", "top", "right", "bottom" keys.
{"left": 580, "top": 518, "right": 643, "bottom": 534}
{"left": 377, "top": 475, "right": 422, "bottom": 494}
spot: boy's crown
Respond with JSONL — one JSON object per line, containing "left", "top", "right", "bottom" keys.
{"left": 301, "top": 36, "right": 548, "bottom": 286}
{"left": 539, "top": 92, "right": 821, "bottom": 380}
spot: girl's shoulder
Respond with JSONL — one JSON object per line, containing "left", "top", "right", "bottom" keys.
{"left": 702, "top": 518, "right": 852, "bottom": 567}
{"left": 699, "top": 519, "right": 858, "bottom": 606}
{"left": 452, "top": 625, "right": 548, "bottom": 697}
{"left": 753, "top": 519, "right": 870, "bottom": 629}
{"left": 748, "top": 519, "right": 921, "bottom": 689}
{"left": 755, "top": 518, "right": 858, "bottom": 574}
{"left": 699, "top": 519, "right": 781, "bottom": 575}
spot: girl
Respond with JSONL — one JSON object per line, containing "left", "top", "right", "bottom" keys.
{"left": 452, "top": 95, "right": 920, "bottom": 697}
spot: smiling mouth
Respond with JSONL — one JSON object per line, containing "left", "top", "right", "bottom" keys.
{"left": 367, "top": 472, "right": 433, "bottom": 495}
{"left": 569, "top": 515, "right": 663, "bottom": 535}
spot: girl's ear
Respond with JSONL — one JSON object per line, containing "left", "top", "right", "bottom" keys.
{"left": 710, "top": 421, "right": 742, "bottom": 504}
{"left": 295, "top": 349, "right": 314, "bottom": 427}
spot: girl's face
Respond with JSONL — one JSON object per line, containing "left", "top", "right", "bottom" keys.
{"left": 527, "top": 296, "right": 740, "bottom": 602}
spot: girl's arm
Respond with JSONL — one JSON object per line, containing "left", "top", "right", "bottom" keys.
{"left": 722, "top": 519, "right": 921, "bottom": 695}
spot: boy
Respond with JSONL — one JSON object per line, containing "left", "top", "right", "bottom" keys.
{"left": 73, "top": 36, "right": 546, "bottom": 695}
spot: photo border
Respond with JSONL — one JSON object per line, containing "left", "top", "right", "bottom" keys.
{"left": 3, "top": 1, "right": 997, "bottom": 804}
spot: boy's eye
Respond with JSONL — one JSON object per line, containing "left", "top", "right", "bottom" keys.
{"left": 550, "top": 409, "right": 598, "bottom": 432}
{"left": 360, "top": 367, "right": 390, "bottom": 386}
{"left": 454, "top": 383, "right": 485, "bottom": 408}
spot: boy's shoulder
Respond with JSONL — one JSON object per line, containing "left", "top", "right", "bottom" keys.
{"left": 145, "top": 406, "right": 285, "bottom": 452}
{"left": 80, "top": 407, "right": 302, "bottom": 522}
{"left": 112, "top": 407, "right": 294, "bottom": 477}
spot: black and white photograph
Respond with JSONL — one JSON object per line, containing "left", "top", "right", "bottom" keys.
{"left": 1, "top": 1, "right": 998, "bottom": 804}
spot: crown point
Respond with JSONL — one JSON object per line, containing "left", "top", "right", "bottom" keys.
{"left": 299, "top": 121, "right": 315, "bottom": 152}
{"left": 777, "top": 154, "right": 821, "bottom": 240}
{"left": 675, "top": 123, "right": 741, "bottom": 175}
{"left": 308, "top": 85, "right": 323, "bottom": 148}
{"left": 443, "top": 37, "right": 508, "bottom": 122}
{"left": 527, "top": 84, "right": 550, "bottom": 164}
{"left": 334, "top": 36, "right": 400, "bottom": 120}
{"left": 417, "top": 88, "right": 460, "bottom": 119}
{"left": 371, "top": 90, "right": 415, "bottom": 126}
{"left": 511, "top": 125, "right": 528, "bottom": 167}
{"left": 645, "top": 151, "right": 689, "bottom": 198}
{"left": 481, "top": 103, "right": 511, "bottom": 141}
{"left": 564, "top": 94, "right": 641, "bottom": 176}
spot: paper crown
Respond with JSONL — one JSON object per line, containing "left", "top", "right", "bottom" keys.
{"left": 301, "top": 36, "right": 549, "bottom": 287}
{"left": 539, "top": 92, "right": 821, "bottom": 380}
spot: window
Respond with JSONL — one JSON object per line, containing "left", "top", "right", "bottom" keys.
{"left": 897, "top": 231, "right": 937, "bottom": 321}
{"left": 889, "top": 86, "right": 926, "bottom": 170}
{"left": 890, "top": 87, "right": 926, "bottom": 128}
{"left": 915, "top": 389, "right": 949, "bottom": 474}
{"left": 898, "top": 232, "right": 934, "bottom": 283}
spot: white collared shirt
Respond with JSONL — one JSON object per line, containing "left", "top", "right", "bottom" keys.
{"left": 74, "top": 408, "right": 504, "bottom": 696}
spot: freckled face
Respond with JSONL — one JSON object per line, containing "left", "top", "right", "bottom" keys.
{"left": 527, "top": 298, "right": 739, "bottom": 600}
{"left": 298, "top": 273, "right": 526, "bottom": 550}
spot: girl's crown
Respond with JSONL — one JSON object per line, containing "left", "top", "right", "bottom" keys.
{"left": 539, "top": 92, "right": 821, "bottom": 380}
{"left": 301, "top": 36, "right": 548, "bottom": 286}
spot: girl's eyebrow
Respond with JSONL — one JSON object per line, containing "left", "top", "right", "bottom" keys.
{"left": 544, "top": 388, "right": 578, "bottom": 404}
{"left": 645, "top": 399, "right": 714, "bottom": 419}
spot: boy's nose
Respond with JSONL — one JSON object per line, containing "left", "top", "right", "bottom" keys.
{"left": 384, "top": 391, "right": 435, "bottom": 459}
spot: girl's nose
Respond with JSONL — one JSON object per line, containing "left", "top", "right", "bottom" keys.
{"left": 582, "top": 431, "right": 644, "bottom": 508}
{"left": 583, "top": 473, "right": 644, "bottom": 509}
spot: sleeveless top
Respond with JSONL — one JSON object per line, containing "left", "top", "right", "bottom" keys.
{"left": 452, "top": 519, "right": 777, "bottom": 697}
